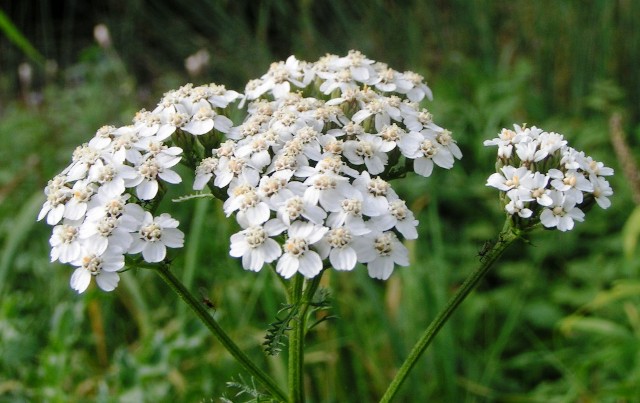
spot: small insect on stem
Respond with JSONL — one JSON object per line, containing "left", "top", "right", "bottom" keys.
{"left": 477, "top": 240, "right": 493, "bottom": 262}
{"left": 199, "top": 287, "right": 216, "bottom": 312}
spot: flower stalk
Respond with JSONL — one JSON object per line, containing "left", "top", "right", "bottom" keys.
{"left": 153, "top": 263, "right": 288, "bottom": 402}
{"left": 379, "top": 221, "right": 521, "bottom": 402}
{"left": 288, "top": 274, "right": 305, "bottom": 403}
{"left": 288, "top": 273, "right": 324, "bottom": 403}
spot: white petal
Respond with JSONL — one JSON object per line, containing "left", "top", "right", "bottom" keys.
{"left": 276, "top": 254, "right": 298, "bottom": 279}
{"left": 540, "top": 209, "right": 557, "bottom": 228}
{"left": 161, "top": 229, "right": 184, "bottom": 248}
{"left": 262, "top": 239, "right": 282, "bottom": 262}
{"left": 414, "top": 158, "right": 434, "bottom": 177}
{"left": 297, "top": 251, "right": 322, "bottom": 278}
{"left": 183, "top": 119, "right": 214, "bottom": 135}
{"left": 230, "top": 238, "right": 249, "bottom": 257}
{"left": 137, "top": 180, "right": 158, "bottom": 200}
{"left": 330, "top": 247, "right": 357, "bottom": 271}
{"left": 158, "top": 169, "right": 182, "bottom": 184}
{"left": 142, "top": 242, "right": 166, "bottom": 263}
{"left": 367, "top": 258, "right": 394, "bottom": 280}
{"left": 96, "top": 271, "right": 120, "bottom": 291}
{"left": 49, "top": 205, "right": 68, "bottom": 226}
{"left": 365, "top": 156, "right": 385, "bottom": 175}
{"left": 392, "top": 243, "right": 410, "bottom": 266}
{"left": 70, "top": 268, "right": 91, "bottom": 293}
{"left": 213, "top": 115, "right": 233, "bottom": 133}
{"left": 242, "top": 252, "right": 263, "bottom": 272}
{"left": 155, "top": 214, "right": 179, "bottom": 228}
{"left": 157, "top": 125, "right": 176, "bottom": 139}
{"left": 193, "top": 174, "right": 212, "bottom": 190}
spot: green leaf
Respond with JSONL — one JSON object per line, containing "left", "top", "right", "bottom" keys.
{"left": 0, "top": 8, "right": 45, "bottom": 65}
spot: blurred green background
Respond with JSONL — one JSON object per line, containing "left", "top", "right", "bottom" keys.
{"left": 1, "top": 1, "right": 639, "bottom": 401}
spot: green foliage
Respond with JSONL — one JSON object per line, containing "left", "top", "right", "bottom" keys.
{"left": 0, "top": 8, "right": 44, "bottom": 65}
{"left": 1, "top": 2, "right": 638, "bottom": 401}
{"left": 264, "top": 304, "right": 297, "bottom": 357}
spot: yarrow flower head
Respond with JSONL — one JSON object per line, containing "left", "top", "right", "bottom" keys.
{"left": 485, "top": 124, "right": 613, "bottom": 232}
{"left": 40, "top": 51, "right": 463, "bottom": 293}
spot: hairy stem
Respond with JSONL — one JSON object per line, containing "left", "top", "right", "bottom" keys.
{"left": 288, "top": 273, "right": 324, "bottom": 403}
{"left": 153, "top": 263, "right": 288, "bottom": 402}
{"left": 379, "top": 222, "right": 521, "bottom": 402}
{"left": 288, "top": 274, "right": 305, "bottom": 403}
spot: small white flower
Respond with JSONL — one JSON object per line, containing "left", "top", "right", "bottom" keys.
{"left": 126, "top": 155, "right": 182, "bottom": 200}
{"left": 193, "top": 157, "right": 219, "bottom": 190}
{"left": 69, "top": 250, "right": 125, "bottom": 293}
{"left": 504, "top": 192, "right": 533, "bottom": 218}
{"left": 303, "top": 172, "right": 349, "bottom": 211}
{"left": 589, "top": 174, "right": 613, "bottom": 209}
{"left": 325, "top": 189, "right": 367, "bottom": 229}
{"left": 89, "top": 125, "right": 117, "bottom": 149}
{"left": 129, "top": 212, "right": 184, "bottom": 263}
{"left": 275, "top": 195, "right": 327, "bottom": 226}
{"left": 132, "top": 109, "right": 161, "bottom": 138}
{"left": 515, "top": 140, "right": 546, "bottom": 165}
{"left": 257, "top": 173, "right": 302, "bottom": 209}
{"left": 65, "top": 143, "right": 102, "bottom": 181}
{"left": 351, "top": 96, "right": 402, "bottom": 132}
{"left": 79, "top": 215, "right": 134, "bottom": 255}
{"left": 343, "top": 133, "right": 394, "bottom": 175}
{"left": 38, "top": 176, "right": 72, "bottom": 225}
{"left": 214, "top": 156, "right": 260, "bottom": 188}
{"left": 205, "top": 83, "right": 241, "bottom": 108}
{"left": 369, "top": 199, "right": 419, "bottom": 239}
{"left": 540, "top": 191, "right": 585, "bottom": 232}
{"left": 486, "top": 166, "right": 532, "bottom": 192}
{"left": 64, "top": 180, "right": 97, "bottom": 221}
{"left": 182, "top": 101, "right": 234, "bottom": 135}
{"left": 583, "top": 156, "right": 614, "bottom": 177}
{"left": 538, "top": 131, "right": 567, "bottom": 156}
{"left": 223, "top": 184, "right": 271, "bottom": 227}
{"left": 316, "top": 226, "right": 360, "bottom": 271}
{"left": 352, "top": 172, "right": 398, "bottom": 217}
{"left": 483, "top": 126, "right": 527, "bottom": 159}
{"left": 87, "top": 158, "right": 137, "bottom": 197}
{"left": 229, "top": 224, "right": 282, "bottom": 272}
{"left": 276, "top": 222, "right": 328, "bottom": 279}
{"left": 402, "top": 107, "right": 433, "bottom": 132}
{"left": 108, "top": 126, "right": 143, "bottom": 164}
{"left": 398, "top": 70, "right": 433, "bottom": 102}
{"left": 156, "top": 108, "right": 190, "bottom": 139}
{"left": 398, "top": 131, "right": 455, "bottom": 177}
{"left": 353, "top": 231, "right": 409, "bottom": 280}
{"left": 50, "top": 223, "right": 82, "bottom": 263}
{"left": 516, "top": 171, "right": 553, "bottom": 207}
{"left": 548, "top": 169, "right": 593, "bottom": 204}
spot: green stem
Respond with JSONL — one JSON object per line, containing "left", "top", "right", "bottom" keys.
{"left": 153, "top": 263, "right": 288, "bottom": 402}
{"left": 288, "top": 273, "right": 324, "bottom": 403}
{"left": 288, "top": 274, "right": 305, "bottom": 403}
{"left": 379, "top": 222, "right": 521, "bottom": 402}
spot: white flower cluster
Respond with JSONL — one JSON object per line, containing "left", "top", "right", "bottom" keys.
{"left": 38, "top": 84, "right": 242, "bottom": 292}
{"left": 485, "top": 124, "right": 613, "bottom": 231}
{"left": 216, "top": 51, "right": 461, "bottom": 280}
{"left": 40, "top": 50, "right": 462, "bottom": 292}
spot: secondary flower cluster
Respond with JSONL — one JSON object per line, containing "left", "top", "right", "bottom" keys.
{"left": 485, "top": 124, "right": 613, "bottom": 231}
{"left": 39, "top": 50, "right": 462, "bottom": 292}
{"left": 38, "top": 84, "right": 243, "bottom": 292}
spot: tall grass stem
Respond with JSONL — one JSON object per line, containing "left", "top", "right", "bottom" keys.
{"left": 379, "top": 221, "right": 521, "bottom": 402}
